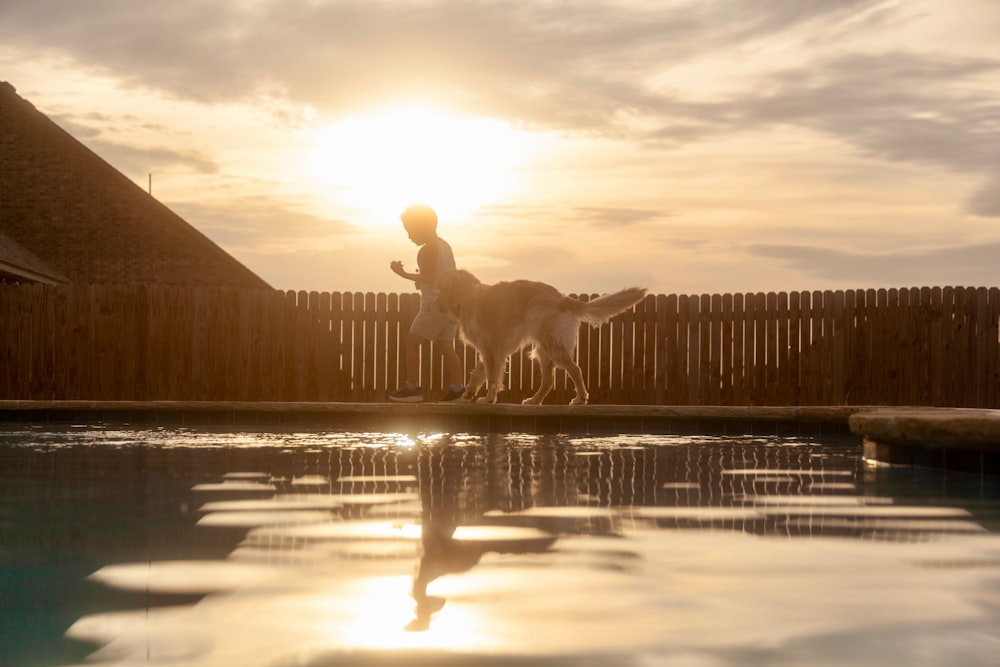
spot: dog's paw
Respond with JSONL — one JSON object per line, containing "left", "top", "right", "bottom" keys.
{"left": 522, "top": 397, "right": 541, "bottom": 405}
{"left": 569, "top": 396, "right": 588, "bottom": 405}
{"left": 475, "top": 396, "right": 497, "bottom": 404}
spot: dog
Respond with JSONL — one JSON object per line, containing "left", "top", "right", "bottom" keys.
{"left": 435, "top": 269, "right": 647, "bottom": 405}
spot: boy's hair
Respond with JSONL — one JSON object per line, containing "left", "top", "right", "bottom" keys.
{"left": 400, "top": 203, "right": 438, "bottom": 231}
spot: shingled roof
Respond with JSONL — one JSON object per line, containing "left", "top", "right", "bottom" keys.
{"left": 0, "top": 81, "right": 270, "bottom": 288}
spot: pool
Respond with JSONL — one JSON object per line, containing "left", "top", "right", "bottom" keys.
{"left": 2, "top": 425, "right": 999, "bottom": 667}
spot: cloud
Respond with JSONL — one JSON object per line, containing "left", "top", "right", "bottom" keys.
{"left": 49, "top": 114, "right": 219, "bottom": 176}
{"left": 571, "top": 207, "right": 667, "bottom": 228}
{"left": 12, "top": 1, "right": 997, "bottom": 182}
{"left": 748, "top": 241, "right": 1000, "bottom": 286}
{"left": 968, "top": 176, "right": 1000, "bottom": 217}
{"left": 172, "top": 199, "right": 355, "bottom": 253}
{"left": 0, "top": 0, "right": 896, "bottom": 126}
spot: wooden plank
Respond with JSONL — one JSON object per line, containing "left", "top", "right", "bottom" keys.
{"left": 989, "top": 288, "right": 1000, "bottom": 408}
{"left": 801, "top": 291, "right": 819, "bottom": 405}
{"left": 611, "top": 303, "right": 626, "bottom": 404}
{"left": 855, "top": 290, "right": 873, "bottom": 405}
{"left": 744, "top": 292, "right": 758, "bottom": 405}
{"left": 953, "top": 287, "right": 975, "bottom": 406}
{"left": 622, "top": 296, "right": 637, "bottom": 403}
{"left": 350, "top": 292, "right": 366, "bottom": 401}
{"left": 678, "top": 295, "right": 693, "bottom": 404}
{"left": 941, "top": 287, "right": 957, "bottom": 405}
{"left": 251, "top": 289, "right": 270, "bottom": 401}
{"left": 598, "top": 303, "right": 612, "bottom": 404}
{"left": 655, "top": 294, "right": 670, "bottom": 404}
{"left": 787, "top": 291, "right": 801, "bottom": 406}
{"left": 720, "top": 293, "right": 733, "bottom": 405}
{"left": 819, "top": 290, "right": 834, "bottom": 405}
{"left": 975, "top": 287, "right": 989, "bottom": 408}
{"left": 672, "top": 294, "right": 688, "bottom": 404}
{"left": 831, "top": 290, "right": 846, "bottom": 405}
{"left": 632, "top": 294, "right": 656, "bottom": 405}
{"left": 315, "top": 291, "right": 332, "bottom": 401}
{"left": 732, "top": 293, "right": 745, "bottom": 405}
{"left": 34, "top": 284, "right": 54, "bottom": 399}
{"left": 374, "top": 292, "right": 388, "bottom": 400}
{"left": 330, "top": 292, "right": 348, "bottom": 400}
{"left": 928, "top": 287, "right": 943, "bottom": 405}
{"left": 363, "top": 292, "right": 376, "bottom": 401}
{"left": 19, "top": 284, "right": 38, "bottom": 398}
{"left": 339, "top": 291, "right": 355, "bottom": 400}
{"left": 885, "top": 289, "right": 901, "bottom": 406}
{"left": 385, "top": 292, "right": 399, "bottom": 397}
{"left": 900, "top": 288, "right": 915, "bottom": 405}
{"left": 776, "top": 292, "right": 790, "bottom": 405}
{"left": 706, "top": 293, "right": 721, "bottom": 405}
{"left": 753, "top": 293, "right": 766, "bottom": 405}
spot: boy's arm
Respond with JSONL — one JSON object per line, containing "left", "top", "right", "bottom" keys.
{"left": 390, "top": 260, "right": 420, "bottom": 283}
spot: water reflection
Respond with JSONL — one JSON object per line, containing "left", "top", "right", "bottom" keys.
{"left": 1, "top": 427, "right": 999, "bottom": 666}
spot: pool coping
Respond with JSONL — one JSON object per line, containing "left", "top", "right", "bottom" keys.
{"left": 849, "top": 407, "right": 1000, "bottom": 476}
{"left": 0, "top": 400, "right": 861, "bottom": 437}
{"left": 3, "top": 402, "right": 997, "bottom": 475}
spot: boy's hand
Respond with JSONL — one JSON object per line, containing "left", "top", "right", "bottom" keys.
{"left": 390, "top": 260, "right": 406, "bottom": 277}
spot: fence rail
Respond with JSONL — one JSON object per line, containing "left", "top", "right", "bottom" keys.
{"left": 2, "top": 284, "right": 998, "bottom": 406}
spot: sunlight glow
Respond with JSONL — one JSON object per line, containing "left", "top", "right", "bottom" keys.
{"left": 305, "top": 104, "right": 532, "bottom": 226}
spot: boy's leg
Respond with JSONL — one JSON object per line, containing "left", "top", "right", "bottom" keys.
{"left": 390, "top": 331, "right": 426, "bottom": 402}
{"left": 404, "top": 331, "right": 423, "bottom": 385}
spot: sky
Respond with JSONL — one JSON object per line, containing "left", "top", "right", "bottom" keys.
{"left": 2, "top": 0, "right": 999, "bottom": 296}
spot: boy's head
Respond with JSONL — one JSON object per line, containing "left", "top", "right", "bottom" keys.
{"left": 400, "top": 204, "right": 438, "bottom": 239}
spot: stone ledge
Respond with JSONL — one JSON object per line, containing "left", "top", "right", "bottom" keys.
{"left": 849, "top": 408, "right": 1000, "bottom": 476}
{"left": 849, "top": 408, "right": 1000, "bottom": 448}
{"left": 0, "top": 401, "right": 864, "bottom": 437}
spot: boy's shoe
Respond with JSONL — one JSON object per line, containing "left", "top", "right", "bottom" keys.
{"left": 439, "top": 386, "right": 467, "bottom": 403}
{"left": 390, "top": 385, "right": 423, "bottom": 403}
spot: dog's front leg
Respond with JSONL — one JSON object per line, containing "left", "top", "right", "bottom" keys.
{"left": 476, "top": 352, "right": 504, "bottom": 403}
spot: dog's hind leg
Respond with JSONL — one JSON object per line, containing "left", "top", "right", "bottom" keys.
{"left": 523, "top": 348, "right": 554, "bottom": 405}
{"left": 463, "top": 360, "right": 487, "bottom": 401}
{"left": 551, "top": 347, "right": 588, "bottom": 405}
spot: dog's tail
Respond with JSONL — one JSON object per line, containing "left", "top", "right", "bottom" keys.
{"left": 575, "top": 287, "right": 647, "bottom": 326}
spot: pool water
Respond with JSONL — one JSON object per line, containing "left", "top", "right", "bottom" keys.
{"left": 2, "top": 425, "right": 999, "bottom": 667}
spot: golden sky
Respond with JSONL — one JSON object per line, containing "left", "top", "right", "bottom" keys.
{"left": 2, "top": 0, "right": 999, "bottom": 295}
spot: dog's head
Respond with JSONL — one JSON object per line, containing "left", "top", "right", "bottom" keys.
{"left": 436, "top": 268, "right": 481, "bottom": 317}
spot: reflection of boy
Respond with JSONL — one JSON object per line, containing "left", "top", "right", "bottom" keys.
{"left": 389, "top": 204, "right": 465, "bottom": 402}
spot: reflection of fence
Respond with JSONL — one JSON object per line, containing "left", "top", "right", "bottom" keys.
{"left": 1, "top": 432, "right": 980, "bottom": 560}
{"left": 1, "top": 284, "right": 998, "bottom": 405}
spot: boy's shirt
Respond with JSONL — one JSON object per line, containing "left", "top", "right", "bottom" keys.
{"left": 416, "top": 237, "right": 456, "bottom": 306}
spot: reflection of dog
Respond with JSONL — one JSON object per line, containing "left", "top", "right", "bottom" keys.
{"left": 436, "top": 269, "right": 647, "bottom": 405}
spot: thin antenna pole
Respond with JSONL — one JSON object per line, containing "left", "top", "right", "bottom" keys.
{"left": 148, "top": 173, "right": 152, "bottom": 195}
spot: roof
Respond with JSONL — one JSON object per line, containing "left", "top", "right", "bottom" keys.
{"left": 0, "top": 81, "right": 270, "bottom": 288}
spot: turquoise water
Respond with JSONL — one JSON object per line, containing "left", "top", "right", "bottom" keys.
{"left": 1, "top": 425, "right": 999, "bottom": 667}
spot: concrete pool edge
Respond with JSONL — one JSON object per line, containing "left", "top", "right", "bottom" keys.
{"left": 849, "top": 407, "right": 1000, "bottom": 476}
{"left": 0, "top": 400, "right": 862, "bottom": 437}
{"left": 4, "top": 401, "right": 999, "bottom": 474}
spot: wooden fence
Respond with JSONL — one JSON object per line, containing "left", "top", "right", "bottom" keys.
{"left": 1, "top": 284, "right": 998, "bottom": 406}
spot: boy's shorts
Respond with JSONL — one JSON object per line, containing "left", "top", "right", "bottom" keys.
{"left": 409, "top": 303, "right": 458, "bottom": 341}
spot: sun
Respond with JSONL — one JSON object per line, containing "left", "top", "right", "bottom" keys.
{"left": 306, "top": 104, "right": 531, "bottom": 226}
